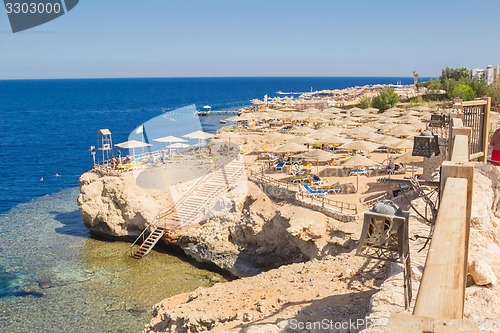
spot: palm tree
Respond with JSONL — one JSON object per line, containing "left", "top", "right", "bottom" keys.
{"left": 413, "top": 70, "right": 419, "bottom": 87}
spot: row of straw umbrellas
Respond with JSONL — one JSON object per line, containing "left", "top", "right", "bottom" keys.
{"left": 114, "top": 130, "right": 215, "bottom": 159}
{"left": 269, "top": 140, "right": 421, "bottom": 171}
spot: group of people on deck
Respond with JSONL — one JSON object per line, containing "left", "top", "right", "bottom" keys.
{"left": 110, "top": 155, "right": 131, "bottom": 168}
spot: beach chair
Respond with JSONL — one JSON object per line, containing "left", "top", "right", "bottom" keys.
{"left": 387, "top": 164, "right": 405, "bottom": 175}
{"left": 292, "top": 174, "right": 310, "bottom": 183}
{"left": 349, "top": 169, "right": 369, "bottom": 176}
{"left": 275, "top": 161, "right": 286, "bottom": 171}
{"left": 404, "top": 165, "right": 419, "bottom": 172}
{"left": 314, "top": 182, "right": 341, "bottom": 194}
{"left": 303, "top": 184, "right": 328, "bottom": 196}
{"left": 300, "top": 163, "right": 313, "bottom": 173}
{"left": 291, "top": 165, "right": 309, "bottom": 176}
{"left": 327, "top": 159, "right": 337, "bottom": 166}
{"left": 310, "top": 174, "right": 327, "bottom": 185}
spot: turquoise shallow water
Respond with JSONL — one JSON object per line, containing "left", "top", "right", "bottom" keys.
{"left": 0, "top": 188, "right": 224, "bottom": 332}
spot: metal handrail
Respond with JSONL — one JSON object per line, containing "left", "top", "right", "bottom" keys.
{"left": 129, "top": 161, "right": 216, "bottom": 251}
{"left": 129, "top": 159, "right": 244, "bottom": 252}
{"left": 176, "top": 165, "right": 244, "bottom": 227}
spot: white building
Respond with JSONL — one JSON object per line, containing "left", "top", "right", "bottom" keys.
{"left": 471, "top": 68, "right": 486, "bottom": 81}
{"left": 471, "top": 65, "right": 500, "bottom": 85}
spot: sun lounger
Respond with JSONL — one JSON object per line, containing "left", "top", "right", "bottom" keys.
{"left": 310, "top": 175, "right": 327, "bottom": 185}
{"left": 404, "top": 165, "right": 419, "bottom": 171}
{"left": 275, "top": 161, "right": 286, "bottom": 171}
{"left": 292, "top": 174, "right": 310, "bottom": 183}
{"left": 303, "top": 184, "right": 328, "bottom": 196}
{"left": 300, "top": 163, "right": 313, "bottom": 170}
{"left": 291, "top": 165, "right": 310, "bottom": 176}
{"left": 349, "top": 169, "right": 371, "bottom": 176}
{"left": 314, "top": 182, "right": 341, "bottom": 194}
{"left": 386, "top": 164, "right": 405, "bottom": 175}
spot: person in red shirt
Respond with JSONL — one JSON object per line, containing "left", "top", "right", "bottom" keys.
{"left": 490, "top": 128, "right": 500, "bottom": 166}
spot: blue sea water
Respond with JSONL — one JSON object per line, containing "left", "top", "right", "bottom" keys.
{"left": 0, "top": 77, "right": 416, "bottom": 332}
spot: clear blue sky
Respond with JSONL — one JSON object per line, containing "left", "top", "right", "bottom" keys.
{"left": 1, "top": 0, "right": 499, "bottom": 79}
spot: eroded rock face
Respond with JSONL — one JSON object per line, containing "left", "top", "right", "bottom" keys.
{"left": 77, "top": 171, "right": 171, "bottom": 238}
{"left": 173, "top": 181, "right": 356, "bottom": 277}
{"left": 78, "top": 170, "right": 357, "bottom": 277}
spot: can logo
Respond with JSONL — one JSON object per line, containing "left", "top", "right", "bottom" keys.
{"left": 4, "top": 0, "right": 79, "bottom": 33}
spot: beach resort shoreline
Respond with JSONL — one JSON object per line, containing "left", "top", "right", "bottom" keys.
{"left": 77, "top": 84, "right": 500, "bottom": 332}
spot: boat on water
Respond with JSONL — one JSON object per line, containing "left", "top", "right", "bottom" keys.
{"left": 195, "top": 105, "right": 212, "bottom": 116}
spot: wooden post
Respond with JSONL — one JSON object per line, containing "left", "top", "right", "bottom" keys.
{"left": 450, "top": 134, "right": 471, "bottom": 162}
{"left": 482, "top": 97, "right": 491, "bottom": 163}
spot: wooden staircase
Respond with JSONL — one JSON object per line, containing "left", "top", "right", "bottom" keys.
{"left": 130, "top": 226, "right": 165, "bottom": 259}
{"left": 130, "top": 158, "right": 245, "bottom": 259}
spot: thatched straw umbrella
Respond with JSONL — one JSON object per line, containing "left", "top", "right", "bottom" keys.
{"left": 341, "top": 155, "right": 381, "bottom": 191}
{"left": 338, "top": 140, "right": 381, "bottom": 152}
{"left": 296, "top": 149, "right": 336, "bottom": 174}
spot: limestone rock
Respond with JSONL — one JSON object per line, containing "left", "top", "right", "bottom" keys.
{"left": 468, "top": 260, "right": 497, "bottom": 287}
{"left": 77, "top": 170, "right": 171, "bottom": 238}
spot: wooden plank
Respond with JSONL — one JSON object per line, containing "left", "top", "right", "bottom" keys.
{"left": 469, "top": 152, "right": 484, "bottom": 161}
{"left": 440, "top": 162, "right": 474, "bottom": 317}
{"left": 482, "top": 97, "right": 491, "bottom": 163}
{"left": 451, "top": 117, "right": 464, "bottom": 128}
{"left": 461, "top": 99, "right": 488, "bottom": 106}
{"left": 448, "top": 125, "right": 471, "bottom": 161}
{"left": 414, "top": 177, "right": 469, "bottom": 320}
{"left": 450, "top": 134, "right": 471, "bottom": 163}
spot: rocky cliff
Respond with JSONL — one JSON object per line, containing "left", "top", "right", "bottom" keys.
{"left": 78, "top": 169, "right": 358, "bottom": 277}
{"left": 78, "top": 170, "right": 172, "bottom": 238}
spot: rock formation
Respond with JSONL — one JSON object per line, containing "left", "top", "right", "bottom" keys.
{"left": 78, "top": 170, "right": 357, "bottom": 277}
{"left": 78, "top": 170, "right": 171, "bottom": 238}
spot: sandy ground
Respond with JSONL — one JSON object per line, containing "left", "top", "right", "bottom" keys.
{"left": 144, "top": 252, "right": 391, "bottom": 333}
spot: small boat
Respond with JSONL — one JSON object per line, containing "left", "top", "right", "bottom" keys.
{"left": 195, "top": 105, "right": 212, "bottom": 116}
{"left": 219, "top": 120, "right": 227, "bottom": 124}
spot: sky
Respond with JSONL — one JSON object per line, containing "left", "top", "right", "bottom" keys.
{"left": 0, "top": 0, "right": 499, "bottom": 79}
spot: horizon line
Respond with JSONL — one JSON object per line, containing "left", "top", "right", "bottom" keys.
{"left": 0, "top": 75, "right": 436, "bottom": 82}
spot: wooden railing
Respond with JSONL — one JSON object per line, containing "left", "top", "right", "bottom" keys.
{"left": 386, "top": 114, "right": 477, "bottom": 332}
{"left": 297, "top": 190, "right": 359, "bottom": 214}
{"left": 454, "top": 97, "right": 491, "bottom": 163}
{"left": 249, "top": 169, "right": 360, "bottom": 214}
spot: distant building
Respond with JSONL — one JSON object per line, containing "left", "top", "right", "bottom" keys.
{"left": 471, "top": 65, "right": 500, "bottom": 85}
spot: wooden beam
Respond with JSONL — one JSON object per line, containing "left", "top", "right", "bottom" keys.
{"left": 469, "top": 151, "right": 484, "bottom": 161}
{"left": 448, "top": 127, "right": 471, "bottom": 162}
{"left": 461, "top": 99, "right": 488, "bottom": 106}
{"left": 414, "top": 177, "right": 469, "bottom": 320}
{"left": 439, "top": 163, "right": 474, "bottom": 223}
{"left": 450, "top": 134, "right": 471, "bottom": 163}
{"left": 451, "top": 117, "right": 464, "bottom": 128}
{"left": 482, "top": 97, "right": 491, "bottom": 163}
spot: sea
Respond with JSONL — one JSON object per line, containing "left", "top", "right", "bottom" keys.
{"left": 0, "top": 77, "right": 416, "bottom": 332}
